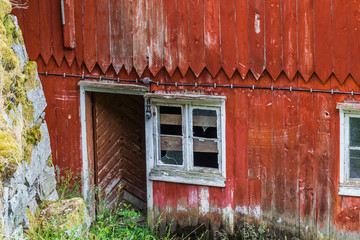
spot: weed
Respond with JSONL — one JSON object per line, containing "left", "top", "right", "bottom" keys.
{"left": 56, "top": 168, "right": 82, "bottom": 200}
{"left": 28, "top": 169, "right": 208, "bottom": 240}
{"left": 236, "top": 219, "right": 277, "bottom": 240}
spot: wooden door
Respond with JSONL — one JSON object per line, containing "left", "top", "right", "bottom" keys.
{"left": 92, "top": 92, "right": 146, "bottom": 209}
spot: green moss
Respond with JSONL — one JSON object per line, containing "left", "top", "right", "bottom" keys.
{"left": 46, "top": 154, "right": 53, "bottom": 167}
{"left": 3, "top": 15, "right": 22, "bottom": 45}
{"left": 23, "top": 123, "right": 43, "bottom": 165}
{"left": 0, "top": 130, "right": 21, "bottom": 179}
{"left": 23, "top": 61, "right": 39, "bottom": 90}
{"left": 26, "top": 123, "right": 42, "bottom": 145}
{"left": 0, "top": 40, "right": 19, "bottom": 70}
{"left": 0, "top": 1, "right": 42, "bottom": 179}
{"left": 4, "top": 74, "right": 34, "bottom": 122}
{"left": 0, "top": 1, "right": 12, "bottom": 22}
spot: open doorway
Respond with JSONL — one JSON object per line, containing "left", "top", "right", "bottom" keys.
{"left": 82, "top": 85, "right": 147, "bottom": 215}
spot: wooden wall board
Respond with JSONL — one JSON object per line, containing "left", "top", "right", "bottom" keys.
{"left": 281, "top": 0, "right": 297, "bottom": 81}
{"left": 96, "top": 0, "right": 111, "bottom": 73}
{"left": 271, "top": 74, "right": 286, "bottom": 220}
{"left": 204, "top": 0, "right": 221, "bottom": 78}
{"left": 298, "top": 75, "right": 316, "bottom": 238}
{"left": 122, "top": 0, "right": 133, "bottom": 74}
{"left": 163, "top": 0, "right": 178, "bottom": 77}
{"left": 62, "top": 0, "right": 76, "bottom": 49}
{"left": 235, "top": 0, "right": 249, "bottom": 79}
{"left": 74, "top": 0, "right": 84, "bottom": 68}
{"left": 313, "top": 77, "right": 331, "bottom": 236}
{"left": 314, "top": 0, "right": 332, "bottom": 82}
{"left": 83, "top": 0, "right": 97, "bottom": 72}
{"left": 176, "top": 0, "right": 189, "bottom": 77}
{"left": 265, "top": 0, "right": 282, "bottom": 80}
{"left": 22, "top": 0, "right": 39, "bottom": 61}
{"left": 233, "top": 87, "right": 249, "bottom": 222}
{"left": 220, "top": 0, "right": 237, "bottom": 79}
{"left": 133, "top": 0, "right": 147, "bottom": 76}
{"left": 259, "top": 74, "right": 273, "bottom": 219}
{"left": 147, "top": 0, "right": 163, "bottom": 76}
{"left": 349, "top": 0, "right": 360, "bottom": 84}
{"left": 39, "top": 0, "right": 52, "bottom": 65}
{"left": 110, "top": 0, "right": 123, "bottom": 74}
{"left": 297, "top": 0, "right": 315, "bottom": 82}
{"left": 332, "top": 0, "right": 350, "bottom": 84}
{"left": 283, "top": 75, "right": 300, "bottom": 234}
{"left": 188, "top": 0, "right": 205, "bottom": 77}
{"left": 50, "top": 0, "right": 65, "bottom": 66}
{"left": 248, "top": 0, "right": 265, "bottom": 80}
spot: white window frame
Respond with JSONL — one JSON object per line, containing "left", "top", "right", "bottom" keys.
{"left": 337, "top": 102, "right": 360, "bottom": 196}
{"left": 145, "top": 93, "right": 226, "bottom": 187}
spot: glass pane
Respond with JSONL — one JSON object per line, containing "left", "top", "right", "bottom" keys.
{"left": 350, "top": 150, "right": 360, "bottom": 178}
{"left": 193, "top": 138, "right": 219, "bottom": 169}
{"left": 160, "top": 136, "right": 183, "bottom": 165}
{"left": 160, "top": 106, "right": 182, "bottom": 136}
{"left": 194, "top": 152, "right": 218, "bottom": 168}
{"left": 350, "top": 117, "right": 360, "bottom": 146}
{"left": 193, "top": 109, "right": 217, "bottom": 138}
{"left": 160, "top": 151, "right": 183, "bottom": 165}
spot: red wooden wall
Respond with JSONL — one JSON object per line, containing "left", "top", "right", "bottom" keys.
{"left": 12, "top": 0, "right": 360, "bottom": 238}
{"left": 12, "top": 0, "right": 359, "bottom": 83}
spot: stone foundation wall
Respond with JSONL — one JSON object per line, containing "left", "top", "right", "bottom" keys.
{"left": 0, "top": 1, "right": 58, "bottom": 238}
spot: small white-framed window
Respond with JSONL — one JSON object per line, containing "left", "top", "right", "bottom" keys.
{"left": 338, "top": 102, "right": 360, "bottom": 196}
{"left": 146, "top": 93, "right": 226, "bottom": 187}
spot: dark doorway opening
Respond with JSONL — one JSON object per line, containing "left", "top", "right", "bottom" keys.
{"left": 86, "top": 92, "right": 146, "bottom": 214}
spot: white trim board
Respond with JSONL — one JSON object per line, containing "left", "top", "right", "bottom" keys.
{"left": 337, "top": 102, "right": 360, "bottom": 197}
{"left": 145, "top": 94, "right": 227, "bottom": 189}
{"left": 79, "top": 83, "right": 153, "bottom": 219}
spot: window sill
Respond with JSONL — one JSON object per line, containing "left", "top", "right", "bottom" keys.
{"left": 149, "top": 168, "right": 226, "bottom": 187}
{"left": 338, "top": 184, "right": 360, "bottom": 197}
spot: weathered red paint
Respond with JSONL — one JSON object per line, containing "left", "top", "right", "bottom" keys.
{"left": 96, "top": 0, "right": 110, "bottom": 73}
{"left": 314, "top": 0, "right": 332, "bottom": 82}
{"left": 248, "top": 0, "right": 265, "bottom": 80}
{"left": 297, "top": 0, "right": 315, "bottom": 82}
{"left": 220, "top": 0, "right": 236, "bottom": 79}
{"left": 62, "top": 0, "right": 76, "bottom": 49}
{"left": 204, "top": 0, "right": 221, "bottom": 78}
{"left": 265, "top": 0, "right": 282, "bottom": 80}
{"left": 13, "top": 0, "right": 360, "bottom": 237}
{"left": 282, "top": 0, "right": 297, "bottom": 80}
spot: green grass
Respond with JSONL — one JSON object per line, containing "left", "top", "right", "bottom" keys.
{"left": 26, "top": 169, "right": 206, "bottom": 240}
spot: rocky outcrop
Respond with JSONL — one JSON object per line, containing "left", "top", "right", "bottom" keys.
{"left": 33, "top": 198, "right": 91, "bottom": 239}
{"left": 0, "top": 1, "right": 58, "bottom": 238}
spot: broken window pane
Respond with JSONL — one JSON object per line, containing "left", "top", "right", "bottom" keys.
{"left": 159, "top": 106, "right": 183, "bottom": 165}
{"left": 192, "top": 108, "right": 219, "bottom": 169}
{"left": 159, "top": 136, "right": 183, "bottom": 166}
{"left": 160, "top": 106, "right": 182, "bottom": 136}
{"left": 350, "top": 149, "right": 360, "bottom": 178}
{"left": 193, "top": 109, "right": 217, "bottom": 138}
{"left": 160, "top": 150, "right": 183, "bottom": 165}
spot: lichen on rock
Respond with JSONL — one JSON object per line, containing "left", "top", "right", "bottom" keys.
{"left": 27, "top": 198, "right": 91, "bottom": 239}
{"left": 0, "top": 0, "right": 58, "bottom": 237}
{"left": 0, "top": 0, "right": 40, "bottom": 179}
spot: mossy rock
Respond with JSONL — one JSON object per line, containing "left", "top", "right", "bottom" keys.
{"left": 32, "top": 198, "right": 90, "bottom": 238}
{"left": 0, "top": 0, "right": 43, "bottom": 179}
